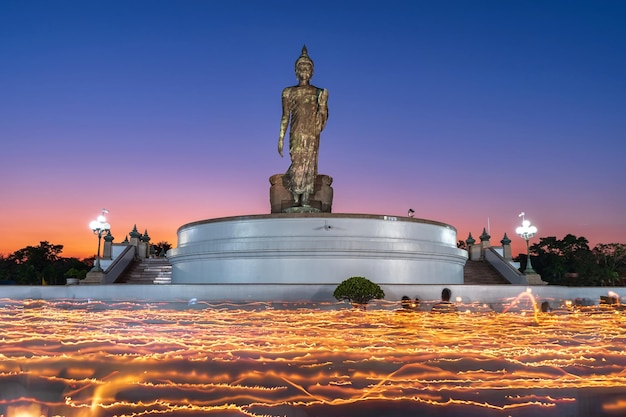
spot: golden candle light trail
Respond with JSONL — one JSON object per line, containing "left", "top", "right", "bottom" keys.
{"left": 0, "top": 298, "right": 625, "bottom": 417}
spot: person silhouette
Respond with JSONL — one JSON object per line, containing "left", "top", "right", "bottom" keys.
{"left": 396, "top": 295, "right": 418, "bottom": 313}
{"left": 431, "top": 288, "right": 458, "bottom": 313}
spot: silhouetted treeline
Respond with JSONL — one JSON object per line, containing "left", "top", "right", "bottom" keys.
{"left": 518, "top": 235, "right": 626, "bottom": 286}
{"left": 0, "top": 241, "right": 92, "bottom": 285}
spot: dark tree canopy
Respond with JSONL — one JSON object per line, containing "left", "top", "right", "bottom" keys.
{"left": 1, "top": 241, "right": 91, "bottom": 285}
{"left": 152, "top": 241, "right": 173, "bottom": 257}
{"left": 529, "top": 235, "right": 625, "bottom": 286}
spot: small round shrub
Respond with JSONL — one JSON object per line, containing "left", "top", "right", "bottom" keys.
{"left": 333, "top": 276, "right": 385, "bottom": 307}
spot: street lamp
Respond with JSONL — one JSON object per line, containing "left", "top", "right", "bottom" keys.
{"left": 89, "top": 209, "right": 111, "bottom": 272}
{"left": 515, "top": 212, "right": 537, "bottom": 275}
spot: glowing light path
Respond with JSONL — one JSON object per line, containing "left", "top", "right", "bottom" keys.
{"left": 1, "top": 299, "right": 625, "bottom": 417}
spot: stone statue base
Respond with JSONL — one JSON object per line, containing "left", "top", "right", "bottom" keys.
{"left": 284, "top": 205, "right": 320, "bottom": 213}
{"left": 269, "top": 174, "right": 333, "bottom": 213}
{"left": 83, "top": 270, "right": 104, "bottom": 284}
{"left": 169, "top": 214, "right": 467, "bottom": 285}
{"left": 525, "top": 273, "right": 548, "bottom": 285}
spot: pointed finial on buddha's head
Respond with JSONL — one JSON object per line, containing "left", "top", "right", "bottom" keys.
{"left": 295, "top": 44, "right": 313, "bottom": 68}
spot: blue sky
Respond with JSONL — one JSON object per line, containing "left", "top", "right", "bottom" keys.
{"left": 1, "top": 0, "right": 625, "bottom": 257}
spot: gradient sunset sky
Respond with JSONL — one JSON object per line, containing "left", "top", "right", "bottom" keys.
{"left": 1, "top": 0, "right": 625, "bottom": 259}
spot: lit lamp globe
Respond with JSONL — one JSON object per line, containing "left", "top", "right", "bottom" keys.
{"left": 515, "top": 219, "right": 537, "bottom": 275}
{"left": 89, "top": 213, "right": 111, "bottom": 272}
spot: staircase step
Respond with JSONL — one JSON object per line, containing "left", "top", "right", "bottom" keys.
{"left": 464, "top": 260, "right": 510, "bottom": 285}
{"left": 118, "top": 257, "right": 510, "bottom": 286}
{"left": 116, "top": 258, "right": 172, "bottom": 284}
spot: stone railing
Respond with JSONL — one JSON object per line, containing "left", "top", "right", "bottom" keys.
{"left": 103, "top": 245, "right": 136, "bottom": 284}
{"left": 484, "top": 247, "right": 527, "bottom": 285}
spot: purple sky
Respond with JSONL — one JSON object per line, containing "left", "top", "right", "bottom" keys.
{"left": 1, "top": 0, "right": 625, "bottom": 258}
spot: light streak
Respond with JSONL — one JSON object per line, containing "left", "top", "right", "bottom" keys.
{"left": 0, "top": 299, "right": 625, "bottom": 416}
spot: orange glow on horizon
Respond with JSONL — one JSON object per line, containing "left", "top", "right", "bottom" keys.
{"left": 1, "top": 202, "right": 623, "bottom": 259}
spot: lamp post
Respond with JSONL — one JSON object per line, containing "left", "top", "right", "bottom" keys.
{"left": 89, "top": 209, "right": 111, "bottom": 272}
{"left": 515, "top": 212, "right": 537, "bottom": 275}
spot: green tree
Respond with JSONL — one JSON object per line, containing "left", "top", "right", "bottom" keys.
{"left": 1, "top": 241, "right": 91, "bottom": 285}
{"left": 591, "top": 243, "right": 626, "bottom": 286}
{"left": 9, "top": 241, "right": 64, "bottom": 284}
{"left": 62, "top": 258, "right": 90, "bottom": 280}
{"left": 528, "top": 235, "right": 626, "bottom": 286}
{"left": 0, "top": 254, "right": 14, "bottom": 282}
{"left": 333, "top": 276, "right": 385, "bottom": 309}
{"left": 530, "top": 235, "right": 593, "bottom": 285}
{"left": 152, "top": 241, "right": 172, "bottom": 257}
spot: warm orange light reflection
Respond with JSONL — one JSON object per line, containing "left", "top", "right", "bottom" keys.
{"left": 5, "top": 403, "right": 45, "bottom": 417}
{"left": 0, "top": 298, "right": 625, "bottom": 416}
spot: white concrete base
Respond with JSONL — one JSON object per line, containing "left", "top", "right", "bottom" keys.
{"left": 1, "top": 284, "right": 622, "bottom": 306}
{"left": 168, "top": 213, "right": 468, "bottom": 285}
{"left": 525, "top": 273, "right": 548, "bottom": 285}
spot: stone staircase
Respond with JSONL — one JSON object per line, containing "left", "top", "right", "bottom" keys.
{"left": 464, "top": 260, "right": 510, "bottom": 285}
{"left": 114, "top": 258, "right": 505, "bottom": 286}
{"left": 117, "top": 258, "right": 172, "bottom": 284}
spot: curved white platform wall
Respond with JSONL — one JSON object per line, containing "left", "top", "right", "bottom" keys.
{"left": 168, "top": 213, "right": 467, "bottom": 285}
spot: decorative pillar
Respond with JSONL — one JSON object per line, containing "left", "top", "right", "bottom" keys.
{"left": 102, "top": 230, "right": 114, "bottom": 260}
{"left": 500, "top": 233, "right": 512, "bottom": 260}
{"left": 140, "top": 229, "right": 151, "bottom": 259}
{"left": 129, "top": 225, "right": 141, "bottom": 247}
{"left": 466, "top": 232, "right": 478, "bottom": 261}
{"left": 479, "top": 227, "right": 491, "bottom": 259}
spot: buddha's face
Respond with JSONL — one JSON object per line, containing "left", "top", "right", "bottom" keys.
{"left": 296, "top": 61, "right": 313, "bottom": 82}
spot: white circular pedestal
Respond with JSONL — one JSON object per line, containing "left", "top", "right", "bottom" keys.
{"left": 168, "top": 213, "right": 467, "bottom": 286}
